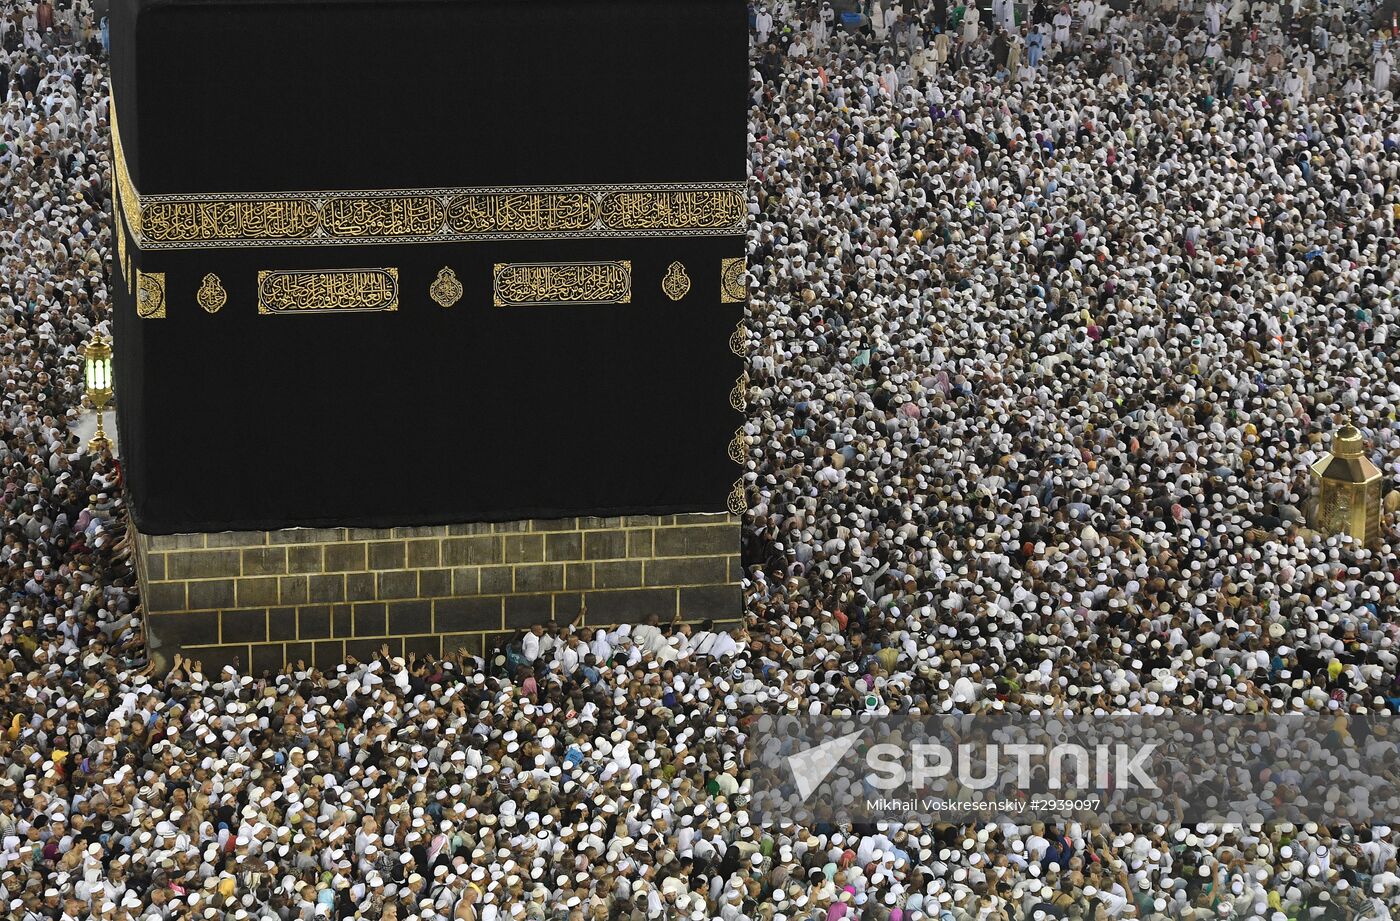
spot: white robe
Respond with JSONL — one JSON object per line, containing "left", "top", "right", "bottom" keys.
{"left": 963, "top": 6, "right": 979, "bottom": 45}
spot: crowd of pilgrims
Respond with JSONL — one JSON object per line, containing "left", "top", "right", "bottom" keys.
{"left": 3, "top": 0, "right": 1400, "bottom": 918}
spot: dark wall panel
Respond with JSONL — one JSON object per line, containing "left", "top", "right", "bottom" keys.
{"left": 109, "top": 0, "right": 748, "bottom": 534}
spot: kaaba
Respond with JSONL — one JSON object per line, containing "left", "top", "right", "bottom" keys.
{"left": 110, "top": 0, "right": 748, "bottom": 669}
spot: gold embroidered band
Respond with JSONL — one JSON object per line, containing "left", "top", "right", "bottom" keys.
{"left": 492, "top": 261, "right": 632, "bottom": 307}
{"left": 128, "top": 186, "right": 744, "bottom": 249}
{"left": 257, "top": 269, "right": 399, "bottom": 315}
{"left": 112, "top": 95, "right": 742, "bottom": 248}
{"left": 114, "top": 199, "right": 129, "bottom": 289}
{"left": 108, "top": 96, "right": 142, "bottom": 240}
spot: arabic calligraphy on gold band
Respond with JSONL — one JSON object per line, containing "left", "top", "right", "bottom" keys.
{"left": 107, "top": 97, "right": 742, "bottom": 248}
{"left": 599, "top": 190, "right": 745, "bottom": 232}
{"left": 142, "top": 200, "right": 321, "bottom": 243}
{"left": 257, "top": 269, "right": 399, "bottom": 315}
{"left": 448, "top": 192, "right": 598, "bottom": 234}
{"left": 128, "top": 187, "right": 743, "bottom": 248}
{"left": 493, "top": 261, "right": 632, "bottom": 308}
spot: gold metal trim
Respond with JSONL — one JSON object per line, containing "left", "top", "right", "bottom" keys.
{"left": 135, "top": 270, "right": 166, "bottom": 319}
{"left": 142, "top": 199, "right": 321, "bottom": 244}
{"left": 256, "top": 268, "right": 399, "bottom": 315}
{"left": 661, "top": 262, "right": 691, "bottom": 301}
{"left": 599, "top": 190, "right": 743, "bottom": 231}
{"left": 720, "top": 257, "right": 746, "bottom": 303}
{"left": 492, "top": 261, "right": 632, "bottom": 307}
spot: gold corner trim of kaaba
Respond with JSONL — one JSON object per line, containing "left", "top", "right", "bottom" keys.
{"left": 114, "top": 205, "right": 128, "bottom": 287}
{"left": 492, "top": 261, "right": 632, "bottom": 308}
{"left": 107, "top": 95, "right": 143, "bottom": 241}
{"left": 256, "top": 268, "right": 399, "bottom": 315}
{"left": 135, "top": 270, "right": 165, "bottom": 319}
{"left": 720, "top": 257, "right": 746, "bottom": 303}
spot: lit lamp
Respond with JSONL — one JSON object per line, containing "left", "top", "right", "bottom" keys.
{"left": 1310, "top": 423, "right": 1382, "bottom": 545}
{"left": 83, "top": 333, "right": 114, "bottom": 454}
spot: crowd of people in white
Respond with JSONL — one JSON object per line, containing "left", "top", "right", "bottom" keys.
{"left": 1, "top": 0, "right": 1400, "bottom": 918}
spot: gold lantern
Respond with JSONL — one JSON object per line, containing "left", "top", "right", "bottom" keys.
{"left": 1310, "top": 423, "right": 1382, "bottom": 545}
{"left": 83, "top": 333, "right": 114, "bottom": 454}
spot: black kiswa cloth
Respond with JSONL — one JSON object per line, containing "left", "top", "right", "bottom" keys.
{"left": 109, "top": 0, "right": 748, "bottom": 533}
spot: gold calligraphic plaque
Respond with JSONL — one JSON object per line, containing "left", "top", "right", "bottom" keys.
{"left": 729, "top": 372, "right": 749, "bottom": 412}
{"left": 662, "top": 262, "right": 691, "bottom": 301}
{"left": 257, "top": 269, "right": 399, "bottom": 315}
{"left": 728, "top": 429, "right": 747, "bottom": 465}
{"left": 720, "top": 257, "right": 746, "bottom": 303}
{"left": 729, "top": 322, "right": 747, "bottom": 356}
{"left": 492, "top": 261, "right": 632, "bottom": 307}
{"left": 135, "top": 270, "right": 166, "bottom": 319}
{"left": 727, "top": 478, "right": 748, "bottom": 516}
{"left": 429, "top": 267, "right": 464, "bottom": 308}
{"left": 197, "top": 273, "right": 227, "bottom": 314}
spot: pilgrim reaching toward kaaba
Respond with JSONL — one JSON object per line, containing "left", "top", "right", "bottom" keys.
{"left": 5, "top": 1, "right": 1400, "bottom": 920}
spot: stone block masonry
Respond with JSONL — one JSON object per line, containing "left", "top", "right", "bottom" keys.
{"left": 134, "top": 514, "right": 742, "bottom": 675}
